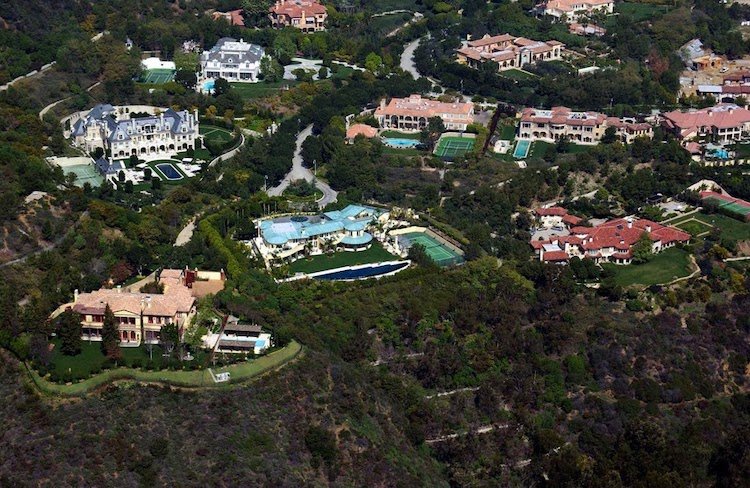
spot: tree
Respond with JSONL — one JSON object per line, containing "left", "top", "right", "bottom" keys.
{"left": 161, "top": 322, "right": 179, "bottom": 358}
{"left": 365, "top": 52, "right": 384, "bottom": 75}
{"left": 318, "top": 66, "right": 328, "bottom": 80}
{"left": 213, "top": 77, "right": 231, "bottom": 97}
{"left": 260, "top": 56, "right": 284, "bottom": 82}
{"left": 243, "top": 0, "right": 272, "bottom": 25}
{"left": 407, "top": 243, "right": 435, "bottom": 267}
{"left": 58, "top": 309, "right": 82, "bottom": 356}
{"left": 602, "top": 126, "right": 619, "bottom": 144}
{"left": 101, "top": 303, "right": 121, "bottom": 359}
{"left": 632, "top": 232, "right": 653, "bottom": 264}
{"left": 174, "top": 69, "right": 197, "bottom": 89}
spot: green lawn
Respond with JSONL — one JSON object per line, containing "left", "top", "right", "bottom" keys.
{"left": 287, "top": 242, "right": 398, "bottom": 274}
{"left": 499, "top": 69, "right": 538, "bottom": 81}
{"left": 602, "top": 247, "right": 694, "bottom": 287}
{"left": 381, "top": 130, "right": 421, "bottom": 139}
{"left": 497, "top": 123, "right": 516, "bottom": 140}
{"left": 200, "top": 125, "right": 234, "bottom": 144}
{"left": 614, "top": 2, "right": 672, "bottom": 22}
{"left": 49, "top": 341, "right": 167, "bottom": 379}
{"left": 669, "top": 212, "right": 750, "bottom": 242}
{"left": 29, "top": 341, "right": 302, "bottom": 396}
{"left": 676, "top": 219, "right": 713, "bottom": 237}
{"left": 230, "top": 81, "right": 297, "bottom": 100}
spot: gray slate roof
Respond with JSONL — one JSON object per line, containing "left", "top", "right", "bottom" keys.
{"left": 202, "top": 37, "right": 264, "bottom": 65}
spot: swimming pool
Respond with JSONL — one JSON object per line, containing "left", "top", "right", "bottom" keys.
{"left": 710, "top": 149, "right": 730, "bottom": 159}
{"left": 383, "top": 137, "right": 421, "bottom": 149}
{"left": 155, "top": 163, "right": 183, "bottom": 180}
{"left": 312, "top": 261, "right": 410, "bottom": 281}
{"left": 513, "top": 139, "right": 531, "bottom": 158}
{"left": 202, "top": 79, "right": 215, "bottom": 93}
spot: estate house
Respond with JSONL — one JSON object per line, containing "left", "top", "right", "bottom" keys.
{"left": 65, "top": 268, "right": 225, "bottom": 346}
{"left": 269, "top": 0, "right": 327, "bottom": 32}
{"left": 456, "top": 34, "right": 564, "bottom": 71}
{"left": 374, "top": 95, "right": 475, "bottom": 132}
{"left": 661, "top": 104, "right": 750, "bottom": 143}
{"left": 518, "top": 106, "right": 653, "bottom": 145}
{"left": 68, "top": 104, "right": 199, "bottom": 159}
{"left": 531, "top": 217, "right": 690, "bottom": 265}
{"left": 253, "top": 205, "right": 390, "bottom": 264}
{"left": 541, "top": 0, "right": 614, "bottom": 22}
{"left": 200, "top": 38, "right": 265, "bottom": 83}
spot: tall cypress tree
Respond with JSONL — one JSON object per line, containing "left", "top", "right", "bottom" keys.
{"left": 101, "top": 303, "right": 121, "bottom": 359}
{"left": 58, "top": 309, "right": 81, "bottom": 356}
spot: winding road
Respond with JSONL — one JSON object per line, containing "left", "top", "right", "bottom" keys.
{"left": 267, "top": 124, "right": 338, "bottom": 209}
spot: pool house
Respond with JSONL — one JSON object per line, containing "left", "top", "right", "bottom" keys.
{"left": 253, "top": 205, "right": 390, "bottom": 264}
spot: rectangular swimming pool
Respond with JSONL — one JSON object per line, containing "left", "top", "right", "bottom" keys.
{"left": 513, "top": 139, "right": 531, "bottom": 159}
{"left": 155, "top": 163, "right": 183, "bottom": 180}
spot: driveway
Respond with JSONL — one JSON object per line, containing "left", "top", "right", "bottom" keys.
{"left": 267, "top": 124, "right": 338, "bottom": 209}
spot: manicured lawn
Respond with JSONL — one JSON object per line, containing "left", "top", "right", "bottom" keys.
{"left": 200, "top": 125, "right": 234, "bottom": 144}
{"left": 497, "top": 124, "right": 516, "bottom": 140}
{"left": 381, "top": 146, "right": 424, "bottom": 157}
{"left": 676, "top": 219, "right": 713, "bottom": 237}
{"left": 499, "top": 69, "right": 538, "bottom": 81}
{"left": 230, "top": 81, "right": 297, "bottom": 100}
{"left": 30, "top": 341, "right": 302, "bottom": 396}
{"left": 49, "top": 341, "right": 167, "bottom": 379}
{"left": 287, "top": 242, "right": 398, "bottom": 274}
{"left": 602, "top": 247, "right": 694, "bottom": 287}
{"left": 614, "top": 2, "right": 672, "bottom": 22}
{"left": 381, "top": 130, "right": 421, "bottom": 139}
{"left": 529, "top": 141, "right": 554, "bottom": 159}
{"left": 669, "top": 212, "right": 750, "bottom": 242}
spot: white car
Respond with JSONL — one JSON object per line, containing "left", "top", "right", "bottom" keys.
{"left": 720, "top": 67, "right": 729, "bottom": 73}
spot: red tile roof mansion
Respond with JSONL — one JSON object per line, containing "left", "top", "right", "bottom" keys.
{"left": 375, "top": 95, "right": 475, "bottom": 132}
{"left": 662, "top": 104, "right": 750, "bottom": 143}
{"left": 269, "top": 0, "right": 327, "bottom": 32}
{"left": 532, "top": 216, "right": 690, "bottom": 264}
{"left": 456, "top": 34, "right": 564, "bottom": 71}
{"left": 542, "top": 0, "right": 614, "bottom": 22}
{"left": 519, "top": 107, "right": 653, "bottom": 145}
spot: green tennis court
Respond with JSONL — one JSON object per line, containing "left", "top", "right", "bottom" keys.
{"left": 140, "top": 68, "right": 176, "bottom": 84}
{"left": 434, "top": 136, "right": 475, "bottom": 158}
{"left": 703, "top": 196, "right": 750, "bottom": 220}
{"left": 64, "top": 163, "right": 104, "bottom": 187}
{"left": 401, "top": 232, "right": 463, "bottom": 266}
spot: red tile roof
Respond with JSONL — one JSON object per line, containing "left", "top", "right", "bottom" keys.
{"left": 663, "top": 104, "right": 750, "bottom": 133}
{"left": 346, "top": 124, "right": 378, "bottom": 139}
{"left": 270, "top": 0, "right": 327, "bottom": 18}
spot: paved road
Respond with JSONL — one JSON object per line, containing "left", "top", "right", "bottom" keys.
{"left": 208, "top": 133, "right": 245, "bottom": 168}
{"left": 400, "top": 38, "right": 422, "bottom": 79}
{"left": 267, "top": 124, "right": 338, "bottom": 209}
{"left": 174, "top": 217, "right": 196, "bottom": 246}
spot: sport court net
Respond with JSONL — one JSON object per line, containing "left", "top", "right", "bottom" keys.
{"left": 400, "top": 232, "right": 463, "bottom": 266}
{"left": 704, "top": 196, "right": 750, "bottom": 220}
{"left": 434, "top": 137, "right": 474, "bottom": 158}
{"left": 141, "top": 69, "right": 176, "bottom": 84}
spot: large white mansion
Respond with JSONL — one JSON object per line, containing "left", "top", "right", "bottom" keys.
{"left": 68, "top": 104, "right": 199, "bottom": 159}
{"left": 200, "top": 38, "right": 265, "bottom": 83}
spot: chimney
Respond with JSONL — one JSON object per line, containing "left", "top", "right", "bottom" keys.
{"left": 627, "top": 219, "right": 633, "bottom": 229}
{"left": 646, "top": 225, "right": 652, "bottom": 233}
{"left": 74, "top": 289, "right": 79, "bottom": 303}
{"left": 380, "top": 98, "right": 386, "bottom": 109}
{"left": 117, "top": 285, "right": 122, "bottom": 293}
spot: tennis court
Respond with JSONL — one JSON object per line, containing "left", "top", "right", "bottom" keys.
{"left": 703, "top": 194, "right": 750, "bottom": 221}
{"left": 141, "top": 68, "right": 176, "bottom": 84}
{"left": 400, "top": 232, "right": 464, "bottom": 267}
{"left": 64, "top": 164, "right": 104, "bottom": 187}
{"left": 434, "top": 136, "right": 475, "bottom": 159}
